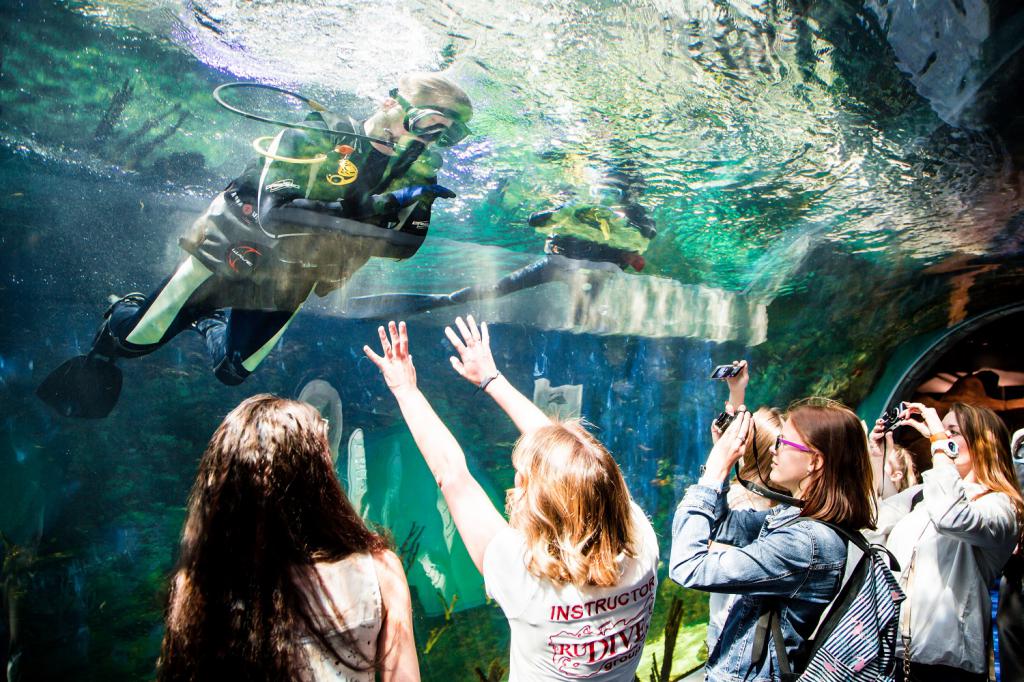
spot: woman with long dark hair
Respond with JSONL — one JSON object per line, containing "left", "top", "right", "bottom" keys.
{"left": 158, "top": 395, "right": 418, "bottom": 681}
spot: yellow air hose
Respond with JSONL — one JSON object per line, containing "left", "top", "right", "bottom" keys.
{"left": 251, "top": 135, "right": 327, "bottom": 196}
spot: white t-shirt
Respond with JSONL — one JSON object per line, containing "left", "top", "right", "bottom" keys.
{"left": 483, "top": 503, "right": 659, "bottom": 681}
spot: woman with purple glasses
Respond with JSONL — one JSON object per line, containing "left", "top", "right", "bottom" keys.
{"left": 669, "top": 400, "right": 876, "bottom": 681}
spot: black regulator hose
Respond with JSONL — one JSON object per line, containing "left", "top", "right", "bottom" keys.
{"left": 212, "top": 82, "right": 395, "bottom": 147}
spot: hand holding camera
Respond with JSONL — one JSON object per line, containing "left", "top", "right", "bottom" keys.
{"left": 878, "top": 403, "right": 905, "bottom": 433}
{"left": 899, "top": 402, "right": 945, "bottom": 438}
{"left": 704, "top": 407, "right": 753, "bottom": 483}
{"left": 711, "top": 404, "right": 736, "bottom": 444}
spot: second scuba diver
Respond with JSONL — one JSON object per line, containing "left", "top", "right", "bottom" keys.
{"left": 38, "top": 73, "right": 472, "bottom": 418}
{"left": 345, "top": 168, "right": 657, "bottom": 316}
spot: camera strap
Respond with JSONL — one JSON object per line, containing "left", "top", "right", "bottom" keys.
{"left": 735, "top": 464, "right": 804, "bottom": 507}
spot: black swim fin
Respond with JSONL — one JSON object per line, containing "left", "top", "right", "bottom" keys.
{"left": 345, "top": 293, "right": 456, "bottom": 317}
{"left": 36, "top": 354, "right": 123, "bottom": 418}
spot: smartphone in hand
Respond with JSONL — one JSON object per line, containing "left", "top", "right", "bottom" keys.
{"left": 710, "top": 364, "right": 742, "bottom": 380}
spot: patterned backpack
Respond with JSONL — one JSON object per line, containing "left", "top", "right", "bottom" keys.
{"left": 754, "top": 519, "right": 906, "bottom": 681}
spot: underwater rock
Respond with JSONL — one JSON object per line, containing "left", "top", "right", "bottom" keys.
{"left": 532, "top": 378, "right": 583, "bottom": 419}
{"left": 297, "top": 378, "right": 343, "bottom": 463}
{"left": 867, "top": 0, "right": 1023, "bottom": 129}
{"left": 146, "top": 151, "right": 208, "bottom": 181}
{"left": 380, "top": 442, "right": 403, "bottom": 530}
{"left": 345, "top": 428, "right": 367, "bottom": 516}
{"left": 339, "top": 242, "right": 768, "bottom": 344}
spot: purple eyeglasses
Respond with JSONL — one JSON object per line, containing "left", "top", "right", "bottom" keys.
{"left": 775, "top": 434, "right": 813, "bottom": 453}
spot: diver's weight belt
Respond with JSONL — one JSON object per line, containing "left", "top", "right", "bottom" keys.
{"left": 180, "top": 194, "right": 425, "bottom": 281}
{"left": 268, "top": 207, "right": 424, "bottom": 249}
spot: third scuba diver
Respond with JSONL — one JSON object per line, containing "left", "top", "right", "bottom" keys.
{"left": 38, "top": 73, "right": 472, "bottom": 418}
{"left": 346, "top": 168, "right": 657, "bottom": 316}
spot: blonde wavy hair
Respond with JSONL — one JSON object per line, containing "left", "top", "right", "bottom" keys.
{"left": 506, "top": 420, "right": 639, "bottom": 588}
{"left": 397, "top": 73, "right": 473, "bottom": 122}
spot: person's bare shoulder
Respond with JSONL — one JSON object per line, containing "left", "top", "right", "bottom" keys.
{"left": 371, "top": 549, "right": 408, "bottom": 590}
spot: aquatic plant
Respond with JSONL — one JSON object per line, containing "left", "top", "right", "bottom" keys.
{"left": 399, "top": 521, "right": 427, "bottom": 575}
{"left": 423, "top": 591, "right": 459, "bottom": 655}
{"left": 474, "top": 658, "right": 506, "bottom": 681}
{"left": 646, "top": 596, "right": 684, "bottom": 682}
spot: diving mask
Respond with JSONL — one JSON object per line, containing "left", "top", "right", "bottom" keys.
{"left": 390, "top": 88, "right": 470, "bottom": 147}
{"left": 588, "top": 184, "right": 625, "bottom": 204}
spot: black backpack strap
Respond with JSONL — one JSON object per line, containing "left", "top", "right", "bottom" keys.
{"left": 770, "top": 609, "right": 800, "bottom": 682}
{"left": 752, "top": 609, "right": 772, "bottom": 669}
{"left": 781, "top": 516, "right": 900, "bottom": 572}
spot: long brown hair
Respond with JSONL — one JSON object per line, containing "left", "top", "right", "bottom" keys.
{"left": 158, "top": 395, "right": 388, "bottom": 681}
{"left": 508, "top": 420, "right": 639, "bottom": 588}
{"left": 788, "top": 399, "right": 876, "bottom": 530}
{"left": 950, "top": 402, "right": 1024, "bottom": 541}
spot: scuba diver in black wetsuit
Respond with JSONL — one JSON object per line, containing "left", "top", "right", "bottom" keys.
{"left": 346, "top": 170, "right": 657, "bottom": 316}
{"left": 37, "top": 73, "right": 473, "bottom": 418}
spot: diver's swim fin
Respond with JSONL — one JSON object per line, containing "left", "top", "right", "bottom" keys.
{"left": 36, "top": 354, "right": 123, "bottom": 418}
{"left": 345, "top": 292, "right": 456, "bottom": 317}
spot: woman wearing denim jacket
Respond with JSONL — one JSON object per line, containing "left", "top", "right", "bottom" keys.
{"left": 670, "top": 400, "right": 876, "bottom": 681}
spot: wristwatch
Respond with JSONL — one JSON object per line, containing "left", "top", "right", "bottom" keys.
{"left": 931, "top": 438, "right": 959, "bottom": 460}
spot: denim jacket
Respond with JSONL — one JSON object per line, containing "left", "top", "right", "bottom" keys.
{"left": 670, "top": 483, "right": 847, "bottom": 682}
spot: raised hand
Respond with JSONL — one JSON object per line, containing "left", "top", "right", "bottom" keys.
{"left": 726, "top": 360, "right": 749, "bottom": 407}
{"left": 445, "top": 315, "right": 499, "bottom": 386}
{"left": 363, "top": 321, "right": 417, "bottom": 392}
{"left": 899, "top": 401, "right": 944, "bottom": 438}
{"left": 868, "top": 419, "right": 887, "bottom": 459}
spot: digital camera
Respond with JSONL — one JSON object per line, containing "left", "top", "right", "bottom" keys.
{"left": 714, "top": 411, "right": 736, "bottom": 431}
{"left": 880, "top": 402, "right": 908, "bottom": 432}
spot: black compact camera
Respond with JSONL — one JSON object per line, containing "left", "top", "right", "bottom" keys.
{"left": 714, "top": 411, "right": 736, "bottom": 431}
{"left": 880, "top": 402, "right": 908, "bottom": 432}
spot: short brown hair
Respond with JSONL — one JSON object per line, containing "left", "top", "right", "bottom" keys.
{"left": 788, "top": 399, "right": 877, "bottom": 530}
{"left": 508, "top": 420, "right": 639, "bottom": 587}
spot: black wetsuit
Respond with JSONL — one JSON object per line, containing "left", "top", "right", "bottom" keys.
{"left": 99, "top": 111, "right": 440, "bottom": 384}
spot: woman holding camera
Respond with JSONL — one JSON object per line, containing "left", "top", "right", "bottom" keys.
{"left": 670, "top": 399, "right": 875, "bottom": 681}
{"left": 873, "top": 402, "right": 1022, "bottom": 681}
{"left": 364, "top": 317, "right": 659, "bottom": 681}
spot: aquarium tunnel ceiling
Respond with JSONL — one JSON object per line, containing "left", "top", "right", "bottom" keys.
{"left": 2, "top": 0, "right": 1024, "bottom": 401}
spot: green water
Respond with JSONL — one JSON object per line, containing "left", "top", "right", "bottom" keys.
{"left": 2, "top": 0, "right": 1023, "bottom": 679}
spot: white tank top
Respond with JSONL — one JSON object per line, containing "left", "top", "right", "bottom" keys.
{"left": 298, "top": 553, "right": 382, "bottom": 682}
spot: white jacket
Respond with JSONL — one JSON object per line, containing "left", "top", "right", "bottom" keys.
{"left": 869, "top": 464, "right": 1018, "bottom": 673}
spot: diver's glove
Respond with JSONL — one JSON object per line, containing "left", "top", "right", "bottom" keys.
{"left": 373, "top": 184, "right": 456, "bottom": 213}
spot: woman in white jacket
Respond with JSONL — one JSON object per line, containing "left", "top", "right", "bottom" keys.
{"left": 871, "top": 402, "right": 1023, "bottom": 681}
